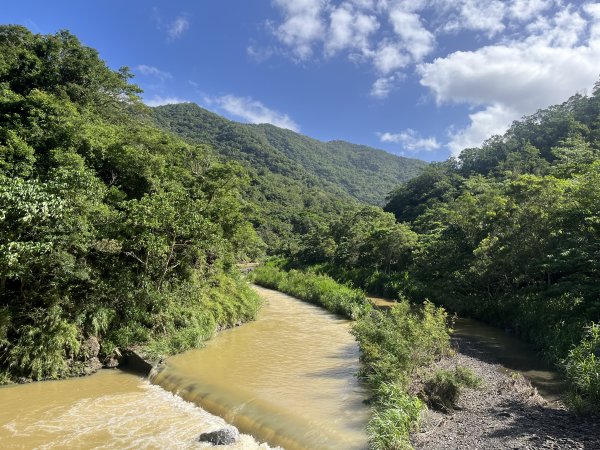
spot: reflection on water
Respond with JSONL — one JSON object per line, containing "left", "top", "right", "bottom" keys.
{"left": 0, "top": 370, "right": 272, "bottom": 449}
{"left": 152, "top": 285, "right": 370, "bottom": 450}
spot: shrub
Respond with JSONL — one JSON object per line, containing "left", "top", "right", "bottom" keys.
{"left": 368, "top": 391, "right": 424, "bottom": 450}
{"left": 352, "top": 300, "right": 451, "bottom": 387}
{"left": 4, "top": 305, "right": 80, "bottom": 380}
{"left": 352, "top": 298, "right": 451, "bottom": 449}
{"left": 563, "top": 322, "right": 600, "bottom": 413}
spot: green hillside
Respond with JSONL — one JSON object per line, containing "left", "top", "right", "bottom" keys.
{"left": 151, "top": 103, "right": 426, "bottom": 205}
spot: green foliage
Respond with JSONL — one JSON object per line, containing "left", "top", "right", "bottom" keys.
{"left": 351, "top": 299, "right": 451, "bottom": 449}
{"left": 0, "top": 26, "right": 262, "bottom": 381}
{"left": 373, "top": 85, "right": 600, "bottom": 412}
{"left": 422, "top": 367, "right": 482, "bottom": 411}
{"left": 250, "top": 265, "right": 368, "bottom": 319}
{"left": 151, "top": 103, "right": 425, "bottom": 252}
{"left": 563, "top": 323, "right": 600, "bottom": 413}
{"left": 367, "top": 387, "right": 424, "bottom": 450}
{"left": 152, "top": 103, "right": 426, "bottom": 204}
{"left": 5, "top": 305, "right": 79, "bottom": 380}
{"left": 352, "top": 301, "right": 451, "bottom": 387}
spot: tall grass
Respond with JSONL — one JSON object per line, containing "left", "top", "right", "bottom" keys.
{"left": 564, "top": 322, "right": 600, "bottom": 413}
{"left": 250, "top": 265, "right": 369, "bottom": 319}
{"left": 252, "top": 264, "right": 452, "bottom": 449}
{"left": 352, "top": 301, "right": 451, "bottom": 450}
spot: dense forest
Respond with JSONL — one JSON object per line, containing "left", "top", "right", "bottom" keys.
{"left": 286, "top": 84, "right": 600, "bottom": 413}
{"left": 152, "top": 103, "right": 425, "bottom": 251}
{"left": 0, "top": 26, "right": 263, "bottom": 381}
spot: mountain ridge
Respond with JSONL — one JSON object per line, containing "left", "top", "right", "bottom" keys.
{"left": 151, "top": 102, "right": 426, "bottom": 206}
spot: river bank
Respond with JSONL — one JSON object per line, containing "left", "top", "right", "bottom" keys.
{"left": 412, "top": 334, "right": 600, "bottom": 449}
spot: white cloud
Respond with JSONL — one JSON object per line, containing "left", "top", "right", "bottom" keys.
{"left": 509, "top": 0, "right": 554, "bottom": 21}
{"left": 388, "top": 9, "right": 435, "bottom": 60}
{"left": 447, "top": 104, "right": 518, "bottom": 154}
{"left": 325, "top": 4, "right": 379, "bottom": 56}
{"left": 273, "top": 0, "right": 326, "bottom": 59}
{"left": 379, "top": 129, "right": 441, "bottom": 151}
{"left": 264, "top": 1, "right": 600, "bottom": 155}
{"left": 371, "top": 75, "right": 396, "bottom": 98}
{"left": 168, "top": 16, "right": 190, "bottom": 40}
{"left": 135, "top": 65, "right": 172, "bottom": 81}
{"left": 373, "top": 41, "right": 410, "bottom": 74}
{"left": 216, "top": 94, "right": 300, "bottom": 131}
{"left": 419, "top": 4, "right": 600, "bottom": 155}
{"left": 144, "top": 96, "right": 189, "bottom": 107}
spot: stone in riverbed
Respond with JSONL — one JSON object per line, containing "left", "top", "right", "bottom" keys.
{"left": 198, "top": 426, "right": 239, "bottom": 445}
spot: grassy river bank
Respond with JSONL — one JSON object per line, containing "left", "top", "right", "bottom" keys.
{"left": 251, "top": 265, "right": 600, "bottom": 450}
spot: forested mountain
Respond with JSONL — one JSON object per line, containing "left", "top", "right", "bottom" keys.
{"left": 151, "top": 104, "right": 425, "bottom": 252}
{"left": 0, "top": 26, "right": 262, "bottom": 382}
{"left": 152, "top": 103, "right": 425, "bottom": 205}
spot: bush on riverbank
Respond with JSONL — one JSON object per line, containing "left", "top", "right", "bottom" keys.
{"left": 564, "top": 322, "right": 600, "bottom": 413}
{"left": 422, "top": 367, "right": 482, "bottom": 411}
{"left": 352, "top": 299, "right": 451, "bottom": 449}
{"left": 250, "top": 265, "right": 369, "bottom": 319}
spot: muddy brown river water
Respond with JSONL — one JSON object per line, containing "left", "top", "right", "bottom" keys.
{"left": 0, "top": 287, "right": 566, "bottom": 450}
{"left": 0, "top": 286, "right": 370, "bottom": 450}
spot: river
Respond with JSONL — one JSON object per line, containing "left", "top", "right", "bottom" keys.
{"left": 0, "top": 286, "right": 369, "bottom": 449}
{"left": 0, "top": 287, "right": 565, "bottom": 450}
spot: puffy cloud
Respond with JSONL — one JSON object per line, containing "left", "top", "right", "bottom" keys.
{"left": 388, "top": 9, "right": 435, "bottom": 60}
{"left": 216, "top": 94, "right": 300, "bottom": 131}
{"left": 379, "top": 129, "right": 441, "bottom": 151}
{"left": 419, "top": 6, "right": 600, "bottom": 155}
{"left": 447, "top": 104, "right": 518, "bottom": 154}
{"left": 325, "top": 4, "right": 379, "bottom": 56}
{"left": 371, "top": 75, "right": 397, "bottom": 98}
{"left": 272, "top": 0, "right": 326, "bottom": 59}
{"left": 144, "top": 96, "right": 189, "bottom": 107}
{"left": 509, "top": 0, "right": 554, "bottom": 21}
{"left": 135, "top": 65, "right": 172, "bottom": 81}
{"left": 446, "top": 0, "right": 506, "bottom": 36}
{"left": 373, "top": 41, "right": 410, "bottom": 74}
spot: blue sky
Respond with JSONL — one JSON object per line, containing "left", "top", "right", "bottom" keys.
{"left": 3, "top": 1, "right": 600, "bottom": 162}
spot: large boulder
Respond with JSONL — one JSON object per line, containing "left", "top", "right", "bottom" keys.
{"left": 198, "top": 426, "right": 239, "bottom": 445}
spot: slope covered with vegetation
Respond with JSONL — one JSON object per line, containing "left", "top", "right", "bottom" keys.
{"left": 152, "top": 103, "right": 425, "bottom": 205}
{"left": 0, "top": 26, "right": 262, "bottom": 382}
{"left": 151, "top": 103, "right": 425, "bottom": 252}
{"left": 289, "top": 85, "right": 600, "bottom": 412}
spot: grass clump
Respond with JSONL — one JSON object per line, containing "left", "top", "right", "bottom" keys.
{"left": 368, "top": 382, "right": 425, "bottom": 450}
{"left": 250, "top": 265, "right": 369, "bottom": 319}
{"left": 422, "top": 367, "right": 482, "bottom": 411}
{"left": 352, "top": 300, "right": 451, "bottom": 449}
{"left": 563, "top": 322, "right": 600, "bottom": 414}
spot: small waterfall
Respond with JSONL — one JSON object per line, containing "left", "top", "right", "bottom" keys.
{"left": 150, "top": 365, "right": 356, "bottom": 450}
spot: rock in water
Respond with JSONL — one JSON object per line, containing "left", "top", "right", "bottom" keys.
{"left": 198, "top": 426, "right": 239, "bottom": 445}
